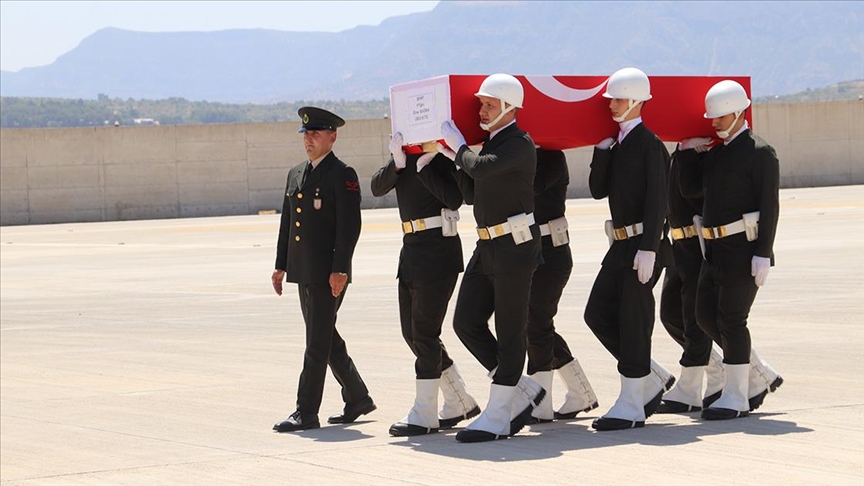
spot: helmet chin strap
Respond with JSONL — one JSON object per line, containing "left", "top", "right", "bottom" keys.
{"left": 612, "top": 99, "right": 640, "bottom": 123}
{"left": 716, "top": 110, "right": 743, "bottom": 139}
{"left": 480, "top": 99, "right": 516, "bottom": 131}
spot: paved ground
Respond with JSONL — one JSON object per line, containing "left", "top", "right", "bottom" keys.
{"left": 1, "top": 185, "right": 863, "bottom": 485}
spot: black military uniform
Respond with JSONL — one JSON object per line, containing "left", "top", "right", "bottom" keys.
{"left": 452, "top": 122, "right": 542, "bottom": 387}
{"left": 524, "top": 149, "right": 599, "bottom": 423}
{"left": 584, "top": 122, "right": 672, "bottom": 378}
{"left": 369, "top": 153, "right": 463, "bottom": 379}
{"left": 654, "top": 151, "right": 718, "bottom": 413}
{"left": 659, "top": 152, "right": 712, "bottom": 369}
{"left": 527, "top": 149, "right": 576, "bottom": 373}
{"left": 678, "top": 129, "right": 780, "bottom": 365}
{"left": 273, "top": 107, "right": 373, "bottom": 432}
{"left": 371, "top": 150, "right": 482, "bottom": 436}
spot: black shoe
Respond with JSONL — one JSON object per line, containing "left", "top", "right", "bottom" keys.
{"left": 643, "top": 389, "right": 664, "bottom": 418}
{"left": 592, "top": 416, "right": 645, "bottom": 431}
{"left": 554, "top": 401, "right": 599, "bottom": 420}
{"left": 657, "top": 399, "right": 702, "bottom": 414}
{"left": 702, "top": 390, "right": 722, "bottom": 409}
{"left": 524, "top": 416, "right": 553, "bottom": 425}
{"left": 389, "top": 421, "right": 439, "bottom": 437}
{"left": 509, "top": 387, "right": 546, "bottom": 436}
{"left": 439, "top": 405, "right": 481, "bottom": 429}
{"left": 455, "top": 428, "right": 508, "bottom": 443}
{"left": 273, "top": 411, "right": 320, "bottom": 432}
{"left": 749, "top": 375, "right": 784, "bottom": 411}
{"left": 328, "top": 395, "right": 377, "bottom": 424}
{"left": 701, "top": 407, "right": 750, "bottom": 420}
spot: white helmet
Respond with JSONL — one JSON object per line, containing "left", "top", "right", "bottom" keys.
{"left": 474, "top": 73, "right": 524, "bottom": 131}
{"left": 603, "top": 67, "right": 652, "bottom": 102}
{"left": 475, "top": 73, "right": 524, "bottom": 108}
{"left": 704, "top": 80, "right": 751, "bottom": 119}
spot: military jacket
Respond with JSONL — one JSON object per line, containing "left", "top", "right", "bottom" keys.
{"left": 370, "top": 153, "right": 464, "bottom": 281}
{"left": 275, "top": 151, "right": 361, "bottom": 284}
{"left": 589, "top": 122, "right": 672, "bottom": 269}
{"left": 534, "top": 148, "right": 573, "bottom": 263}
{"left": 668, "top": 150, "right": 705, "bottom": 269}
{"left": 668, "top": 151, "right": 703, "bottom": 229}
{"left": 678, "top": 130, "right": 779, "bottom": 278}
{"left": 454, "top": 122, "right": 542, "bottom": 272}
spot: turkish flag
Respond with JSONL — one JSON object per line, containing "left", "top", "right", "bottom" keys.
{"left": 391, "top": 74, "right": 752, "bottom": 151}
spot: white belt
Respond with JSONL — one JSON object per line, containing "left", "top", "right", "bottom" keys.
{"left": 402, "top": 216, "right": 443, "bottom": 234}
{"left": 476, "top": 213, "right": 535, "bottom": 240}
{"left": 612, "top": 222, "right": 643, "bottom": 241}
{"left": 539, "top": 223, "right": 551, "bottom": 237}
{"left": 701, "top": 218, "right": 746, "bottom": 240}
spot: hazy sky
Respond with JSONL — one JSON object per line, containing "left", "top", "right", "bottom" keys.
{"left": 0, "top": 1, "right": 440, "bottom": 72}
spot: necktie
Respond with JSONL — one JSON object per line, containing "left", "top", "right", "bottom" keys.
{"left": 302, "top": 163, "right": 313, "bottom": 186}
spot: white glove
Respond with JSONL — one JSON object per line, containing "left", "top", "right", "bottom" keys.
{"left": 595, "top": 137, "right": 615, "bottom": 150}
{"left": 389, "top": 132, "right": 407, "bottom": 170}
{"left": 437, "top": 143, "right": 456, "bottom": 161}
{"left": 680, "top": 137, "right": 712, "bottom": 153}
{"left": 751, "top": 256, "right": 771, "bottom": 287}
{"left": 416, "top": 152, "right": 436, "bottom": 172}
{"left": 441, "top": 120, "right": 467, "bottom": 151}
{"left": 632, "top": 250, "right": 656, "bottom": 284}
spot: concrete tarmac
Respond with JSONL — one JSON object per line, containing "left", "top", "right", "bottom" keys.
{"left": 1, "top": 185, "right": 863, "bottom": 485}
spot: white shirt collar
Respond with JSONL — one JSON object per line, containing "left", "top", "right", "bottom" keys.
{"left": 489, "top": 119, "right": 516, "bottom": 140}
{"left": 724, "top": 120, "right": 750, "bottom": 145}
{"left": 309, "top": 151, "right": 331, "bottom": 168}
{"left": 618, "top": 117, "right": 642, "bottom": 143}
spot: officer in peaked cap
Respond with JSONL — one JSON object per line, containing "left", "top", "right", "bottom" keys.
{"left": 271, "top": 106, "right": 375, "bottom": 433}
{"left": 297, "top": 106, "right": 346, "bottom": 132}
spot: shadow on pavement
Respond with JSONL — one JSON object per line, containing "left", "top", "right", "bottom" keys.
{"left": 389, "top": 412, "right": 813, "bottom": 462}
{"left": 279, "top": 422, "right": 376, "bottom": 442}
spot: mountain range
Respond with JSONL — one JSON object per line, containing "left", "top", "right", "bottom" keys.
{"left": 2, "top": 1, "right": 862, "bottom": 103}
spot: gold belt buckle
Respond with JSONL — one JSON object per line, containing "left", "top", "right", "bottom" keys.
{"left": 414, "top": 218, "right": 426, "bottom": 231}
{"left": 477, "top": 227, "right": 491, "bottom": 240}
{"left": 402, "top": 221, "right": 414, "bottom": 234}
{"left": 492, "top": 224, "right": 506, "bottom": 237}
{"left": 613, "top": 227, "right": 628, "bottom": 241}
{"left": 702, "top": 226, "right": 723, "bottom": 240}
{"left": 671, "top": 227, "right": 685, "bottom": 240}
{"left": 684, "top": 225, "right": 697, "bottom": 238}
{"left": 705, "top": 225, "right": 728, "bottom": 239}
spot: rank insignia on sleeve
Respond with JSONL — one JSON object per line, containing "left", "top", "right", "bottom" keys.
{"left": 345, "top": 181, "right": 360, "bottom": 192}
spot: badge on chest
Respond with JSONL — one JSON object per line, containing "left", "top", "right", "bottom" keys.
{"left": 313, "top": 188, "right": 322, "bottom": 210}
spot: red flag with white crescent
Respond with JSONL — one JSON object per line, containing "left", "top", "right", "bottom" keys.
{"left": 391, "top": 74, "right": 752, "bottom": 151}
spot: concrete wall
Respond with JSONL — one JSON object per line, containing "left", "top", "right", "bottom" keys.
{"left": 1, "top": 101, "right": 862, "bottom": 226}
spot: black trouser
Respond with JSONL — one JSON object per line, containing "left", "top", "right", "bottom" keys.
{"left": 551, "top": 334, "right": 576, "bottom": 370}
{"left": 453, "top": 247, "right": 537, "bottom": 387}
{"left": 659, "top": 239, "right": 712, "bottom": 367}
{"left": 527, "top": 243, "right": 573, "bottom": 375}
{"left": 584, "top": 264, "right": 661, "bottom": 378}
{"left": 398, "top": 274, "right": 458, "bottom": 379}
{"left": 296, "top": 283, "right": 369, "bottom": 418}
{"left": 695, "top": 261, "right": 758, "bottom": 365}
